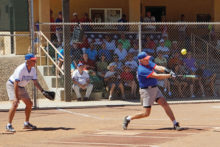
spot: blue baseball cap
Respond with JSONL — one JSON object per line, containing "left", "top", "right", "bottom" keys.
{"left": 25, "top": 53, "right": 37, "bottom": 60}
{"left": 137, "top": 52, "right": 151, "bottom": 60}
{"left": 77, "top": 63, "right": 84, "bottom": 67}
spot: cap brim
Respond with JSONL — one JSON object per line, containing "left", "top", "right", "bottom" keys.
{"left": 30, "top": 57, "right": 37, "bottom": 60}
{"left": 143, "top": 55, "right": 151, "bottom": 60}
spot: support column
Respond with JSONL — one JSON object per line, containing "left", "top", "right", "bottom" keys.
{"left": 213, "top": 0, "right": 220, "bottom": 31}
{"left": 129, "top": 0, "right": 141, "bottom": 22}
{"left": 39, "top": 0, "right": 50, "bottom": 38}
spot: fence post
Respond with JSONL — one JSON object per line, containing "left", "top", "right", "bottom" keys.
{"left": 138, "top": 22, "right": 142, "bottom": 53}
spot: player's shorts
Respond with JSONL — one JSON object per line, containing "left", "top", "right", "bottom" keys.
{"left": 139, "top": 86, "right": 164, "bottom": 108}
{"left": 6, "top": 81, "right": 30, "bottom": 100}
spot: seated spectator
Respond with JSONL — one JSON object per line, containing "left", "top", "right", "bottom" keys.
{"left": 80, "top": 13, "right": 92, "bottom": 31}
{"left": 124, "top": 53, "right": 138, "bottom": 73}
{"left": 55, "top": 11, "right": 63, "bottom": 46}
{"left": 128, "top": 42, "right": 139, "bottom": 62}
{"left": 183, "top": 52, "right": 197, "bottom": 73}
{"left": 143, "top": 36, "right": 156, "bottom": 49}
{"left": 78, "top": 35, "right": 90, "bottom": 49}
{"left": 156, "top": 39, "right": 170, "bottom": 59}
{"left": 154, "top": 51, "right": 171, "bottom": 96}
{"left": 98, "top": 43, "right": 112, "bottom": 63}
{"left": 168, "top": 52, "right": 183, "bottom": 69}
{"left": 143, "top": 11, "right": 156, "bottom": 31}
{"left": 196, "top": 64, "right": 216, "bottom": 96}
{"left": 80, "top": 53, "right": 96, "bottom": 71}
{"left": 118, "top": 34, "right": 131, "bottom": 50}
{"left": 170, "top": 41, "right": 180, "bottom": 55}
{"left": 104, "top": 63, "right": 125, "bottom": 100}
{"left": 120, "top": 66, "right": 137, "bottom": 98}
{"left": 88, "top": 70, "right": 104, "bottom": 92}
{"left": 72, "top": 63, "right": 93, "bottom": 101}
{"left": 71, "top": 59, "right": 76, "bottom": 75}
{"left": 96, "top": 54, "right": 108, "bottom": 78}
{"left": 85, "top": 43, "right": 98, "bottom": 62}
{"left": 104, "top": 35, "right": 116, "bottom": 53}
{"left": 114, "top": 42, "right": 127, "bottom": 61}
{"left": 71, "top": 12, "right": 80, "bottom": 32}
{"left": 142, "top": 41, "right": 156, "bottom": 58}
{"left": 171, "top": 64, "right": 188, "bottom": 97}
{"left": 111, "top": 54, "right": 123, "bottom": 72}
{"left": 163, "top": 34, "right": 172, "bottom": 48}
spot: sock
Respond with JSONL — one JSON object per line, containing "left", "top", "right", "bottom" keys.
{"left": 127, "top": 116, "right": 131, "bottom": 121}
{"left": 24, "top": 121, "right": 29, "bottom": 125}
{"left": 7, "top": 123, "right": 12, "bottom": 127}
{"left": 173, "top": 120, "right": 177, "bottom": 125}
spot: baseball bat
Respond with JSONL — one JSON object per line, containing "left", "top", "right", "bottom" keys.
{"left": 176, "top": 75, "right": 198, "bottom": 78}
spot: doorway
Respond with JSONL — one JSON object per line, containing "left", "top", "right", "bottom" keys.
{"left": 145, "top": 6, "right": 166, "bottom": 22}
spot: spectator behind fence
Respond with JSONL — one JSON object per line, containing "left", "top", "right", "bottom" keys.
{"left": 80, "top": 53, "right": 96, "bottom": 71}
{"left": 98, "top": 43, "right": 112, "bottom": 63}
{"left": 162, "top": 34, "right": 172, "bottom": 48}
{"left": 104, "top": 35, "right": 116, "bottom": 53}
{"left": 57, "top": 47, "right": 64, "bottom": 76}
{"left": 128, "top": 42, "right": 139, "bottom": 62}
{"left": 144, "top": 36, "right": 156, "bottom": 50}
{"left": 178, "top": 14, "right": 187, "bottom": 45}
{"left": 78, "top": 35, "right": 90, "bottom": 49}
{"left": 143, "top": 39, "right": 156, "bottom": 58}
{"left": 196, "top": 64, "right": 217, "bottom": 96}
{"left": 171, "top": 64, "right": 188, "bottom": 97}
{"left": 111, "top": 54, "right": 123, "bottom": 72}
{"left": 156, "top": 39, "right": 170, "bottom": 59}
{"left": 118, "top": 34, "right": 131, "bottom": 50}
{"left": 104, "top": 63, "right": 125, "bottom": 100}
{"left": 85, "top": 43, "right": 98, "bottom": 62}
{"left": 143, "top": 11, "right": 156, "bottom": 31}
{"left": 71, "top": 43, "right": 83, "bottom": 66}
{"left": 117, "top": 14, "right": 128, "bottom": 31}
{"left": 124, "top": 53, "right": 138, "bottom": 73}
{"left": 114, "top": 42, "right": 127, "bottom": 61}
{"left": 168, "top": 52, "right": 183, "bottom": 70}
{"left": 50, "top": 10, "right": 56, "bottom": 42}
{"left": 96, "top": 54, "right": 108, "bottom": 79}
{"left": 71, "top": 12, "right": 80, "bottom": 32}
{"left": 55, "top": 11, "right": 63, "bottom": 46}
{"left": 72, "top": 63, "right": 93, "bottom": 101}
{"left": 170, "top": 41, "right": 181, "bottom": 55}
{"left": 80, "top": 13, "right": 92, "bottom": 31}
{"left": 88, "top": 70, "right": 104, "bottom": 92}
{"left": 120, "top": 66, "right": 137, "bottom": 98}
{"left": 154, "top": 51, "right": 172, "bottom": 96}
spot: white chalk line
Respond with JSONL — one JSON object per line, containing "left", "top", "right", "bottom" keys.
{"left": 45, "top": 141, "right": 159, "bottom": 147}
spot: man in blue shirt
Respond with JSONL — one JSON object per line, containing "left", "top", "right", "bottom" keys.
{"left": 123, "top": 52, "right": 182, "bottom": 131}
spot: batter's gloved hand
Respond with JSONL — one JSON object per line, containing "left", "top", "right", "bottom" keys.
{"left": 42, "top": 90, "right": 55, "bottom": 100}
{"left": 170, "top": 71, "right": 176, "bottom": 78}
{"left": 165, "top": 68, "right": 171, "bottom": 74}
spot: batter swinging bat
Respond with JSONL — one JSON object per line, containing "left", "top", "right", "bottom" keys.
{"left": 177, "top": 75, "right": 198, "bottom": 78}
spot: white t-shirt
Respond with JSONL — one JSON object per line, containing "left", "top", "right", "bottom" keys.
{"left": 9, "top": 63, "right": 37, "bottom": 87}
{"left": 72, "top": 69, "right": 89, "bottom": 85}
{"left": 114, "top": 48, "right": 127, "bottom": 61}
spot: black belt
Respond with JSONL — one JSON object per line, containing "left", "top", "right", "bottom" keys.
{"left": 141, "top": 85, "right": 157, "bottom": 89}
{"left": 8, "top": 80, "right": 24, "bottom": 88}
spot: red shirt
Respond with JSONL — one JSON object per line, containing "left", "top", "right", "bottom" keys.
{"left": 50, "top": 17, "right": 56, "bottom": 32}
{"left": 120, "top": 72, "right": 134, "bottom": 81}
{"left": 80, "top": 59, "right": 96, "bottom": 70}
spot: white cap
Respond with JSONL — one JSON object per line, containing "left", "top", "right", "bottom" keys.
{"left": 73, "top": 12, "right": 78, "bottom": 16}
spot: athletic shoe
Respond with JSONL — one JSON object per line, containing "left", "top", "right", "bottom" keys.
{"left": 23, "top": 122, "right": 37, "bottom": 130}
{"left": 109, "top": 95, "right": 112, "bottom": 101}
{"left": 174, "top": 122, "right": 182, "bottom": 131}
{"left": 123, "top": 116, "right": 130, "bottom": 130}
{"left": 168, "top": 91, "right": 172, "bottom": 96}
{"left": 191, "top": 94, "right": 195, "bottom": 98}
{"left": 6, "top": 124, "right": 16, "bottom": 132}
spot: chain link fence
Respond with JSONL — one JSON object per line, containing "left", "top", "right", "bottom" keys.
{"left": 36, "top": 22, "right": 220, "bottom": 104}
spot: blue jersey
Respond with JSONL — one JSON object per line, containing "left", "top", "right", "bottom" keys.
{"left": 138, "top": 61, "right": 157, "bottom": 88}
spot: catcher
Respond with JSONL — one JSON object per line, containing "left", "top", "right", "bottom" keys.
{"left": 5, "top": 53, "right": 55, "bottom": 132}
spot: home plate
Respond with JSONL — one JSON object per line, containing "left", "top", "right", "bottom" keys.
{"left": 95, "top": 131, "right": 140, "bottom": 136}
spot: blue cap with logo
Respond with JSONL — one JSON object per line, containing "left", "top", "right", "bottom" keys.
{"left": 137, "top": 52, "right": 151, "bottom": 60}
{"left": 25, "top": 53, "right": 37, "bottom": 60}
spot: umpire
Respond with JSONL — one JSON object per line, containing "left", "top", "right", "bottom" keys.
{"left": 5, "top": 53, "right": 45, "bottom": 132}
{"left": 123, "top": 52, "right": 182, "bottom": 131}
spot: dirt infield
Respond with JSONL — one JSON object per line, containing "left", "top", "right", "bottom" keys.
{"left": 1, "top": 103, "right": 220, "bottom": 147}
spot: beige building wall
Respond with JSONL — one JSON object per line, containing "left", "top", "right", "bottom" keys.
{"left": 141, "top": 0, "right": 214, "bottom": 21}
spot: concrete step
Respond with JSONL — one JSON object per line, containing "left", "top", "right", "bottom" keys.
{"left": 51, "top": 77, "right": 64, "bottom": 88}
{"left": 43, "top": 66, "right": 56, "bottom": 76}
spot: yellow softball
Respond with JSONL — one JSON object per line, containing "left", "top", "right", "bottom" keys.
{"left": 181, "top": 49, "right": 187, "bottom": 55}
